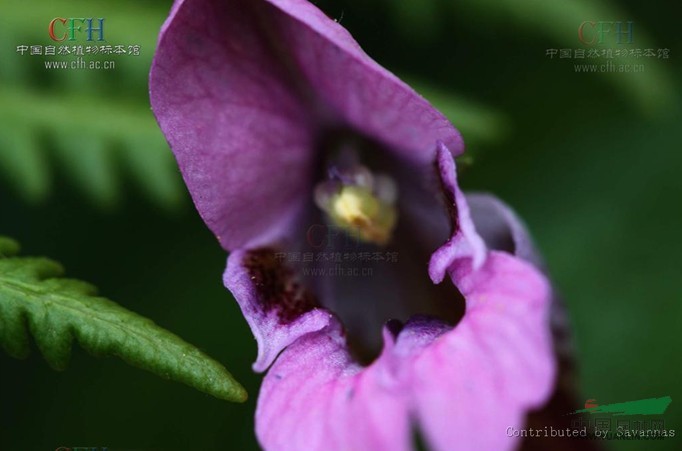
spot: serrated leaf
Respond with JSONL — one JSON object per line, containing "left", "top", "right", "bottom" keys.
{"left": 0, "top": 236, "right": 247, "bottom": 402}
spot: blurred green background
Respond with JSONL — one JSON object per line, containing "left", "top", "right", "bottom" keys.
{"left": 0, "top": 0, "right": 680, "bottom": 450}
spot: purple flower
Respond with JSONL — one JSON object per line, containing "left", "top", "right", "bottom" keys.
{"left": 150, "top": 0, "right": 556, "bottom": 449}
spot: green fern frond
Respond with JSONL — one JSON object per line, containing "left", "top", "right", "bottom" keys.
{"left": 0, "top": 86, "right": 182, "bottom": 208}
{"left": 0, "top": 236, "right": 247, "bottom": 403}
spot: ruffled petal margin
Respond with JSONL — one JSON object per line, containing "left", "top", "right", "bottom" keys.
{"left": 429, "top": 143, "right": 487, "bottom": 282}
{"left": 255, "top": 250, "right": 555, "bottom": 451}
{"left": 224, "top": 249, "right": 334, "bottom": 372}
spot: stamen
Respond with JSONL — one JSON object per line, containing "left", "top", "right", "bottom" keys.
{"left": 314, "top": 164, "right": 398, "bottom": 246}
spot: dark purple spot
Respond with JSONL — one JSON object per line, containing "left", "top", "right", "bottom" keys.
{"left": 243, "top": 248, "right": 319, "bottom": 324}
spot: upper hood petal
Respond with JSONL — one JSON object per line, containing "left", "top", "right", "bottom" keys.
{"left": 150, "top": 0, "right": 462, "bottom": 250}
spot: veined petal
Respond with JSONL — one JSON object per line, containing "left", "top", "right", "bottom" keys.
{"left": 255, "top": 251, "right": 555, "bottom": 451}
{"left": 256, "top": 324, "right": 411, "bottom": 451}
{"left": 151, "top": 0, "right": 316, "bottom": 251}
{"left": 466, "top": 193, "right": 573, "bottom": 385}
{"left": 262, "top": 0, "right": 463, "bottom": 160}
{"left": 403, "top": 252, "right": 555, "bottom": 451}
{"left": 466, "top": 195, "right": 584, "bottom": 451}
{"left": 150, "top": 0, "right": 462, "bottom": 251}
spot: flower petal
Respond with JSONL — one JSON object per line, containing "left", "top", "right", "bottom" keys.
{"left": 151, "top": 0, "right": 317, "bottom": 250}
{"left": 429, "top": 143, "right": 487, "bottom": 283}
{"left": 465, "top": 196, "right": 586, "bottom": 450}
{"left": 255, "top": 251, "right": 554, "bottom": 451}
{"left": 466, "top": 193, "right": 573, "bottom": 387}
{"left": 262, "top": 0, "right": 463, "bottom": 160}
{"left": 256, "top": 324, "right": 412, "bottom": 451}
{"left": 224, "top": 248, "right": 334, "bottom": 371}
{"left": 402, "top": 252, "right": 555, "bottom": 451}
{"left": 466, "top": 193, "right": 543, "bottom": 267}
{"left": 150, "top": 0, "right": 462, "bottom": 250}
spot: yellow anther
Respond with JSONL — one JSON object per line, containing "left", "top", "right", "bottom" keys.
{"left": 326, "top": 185, "right": 397, "bottom": 246}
